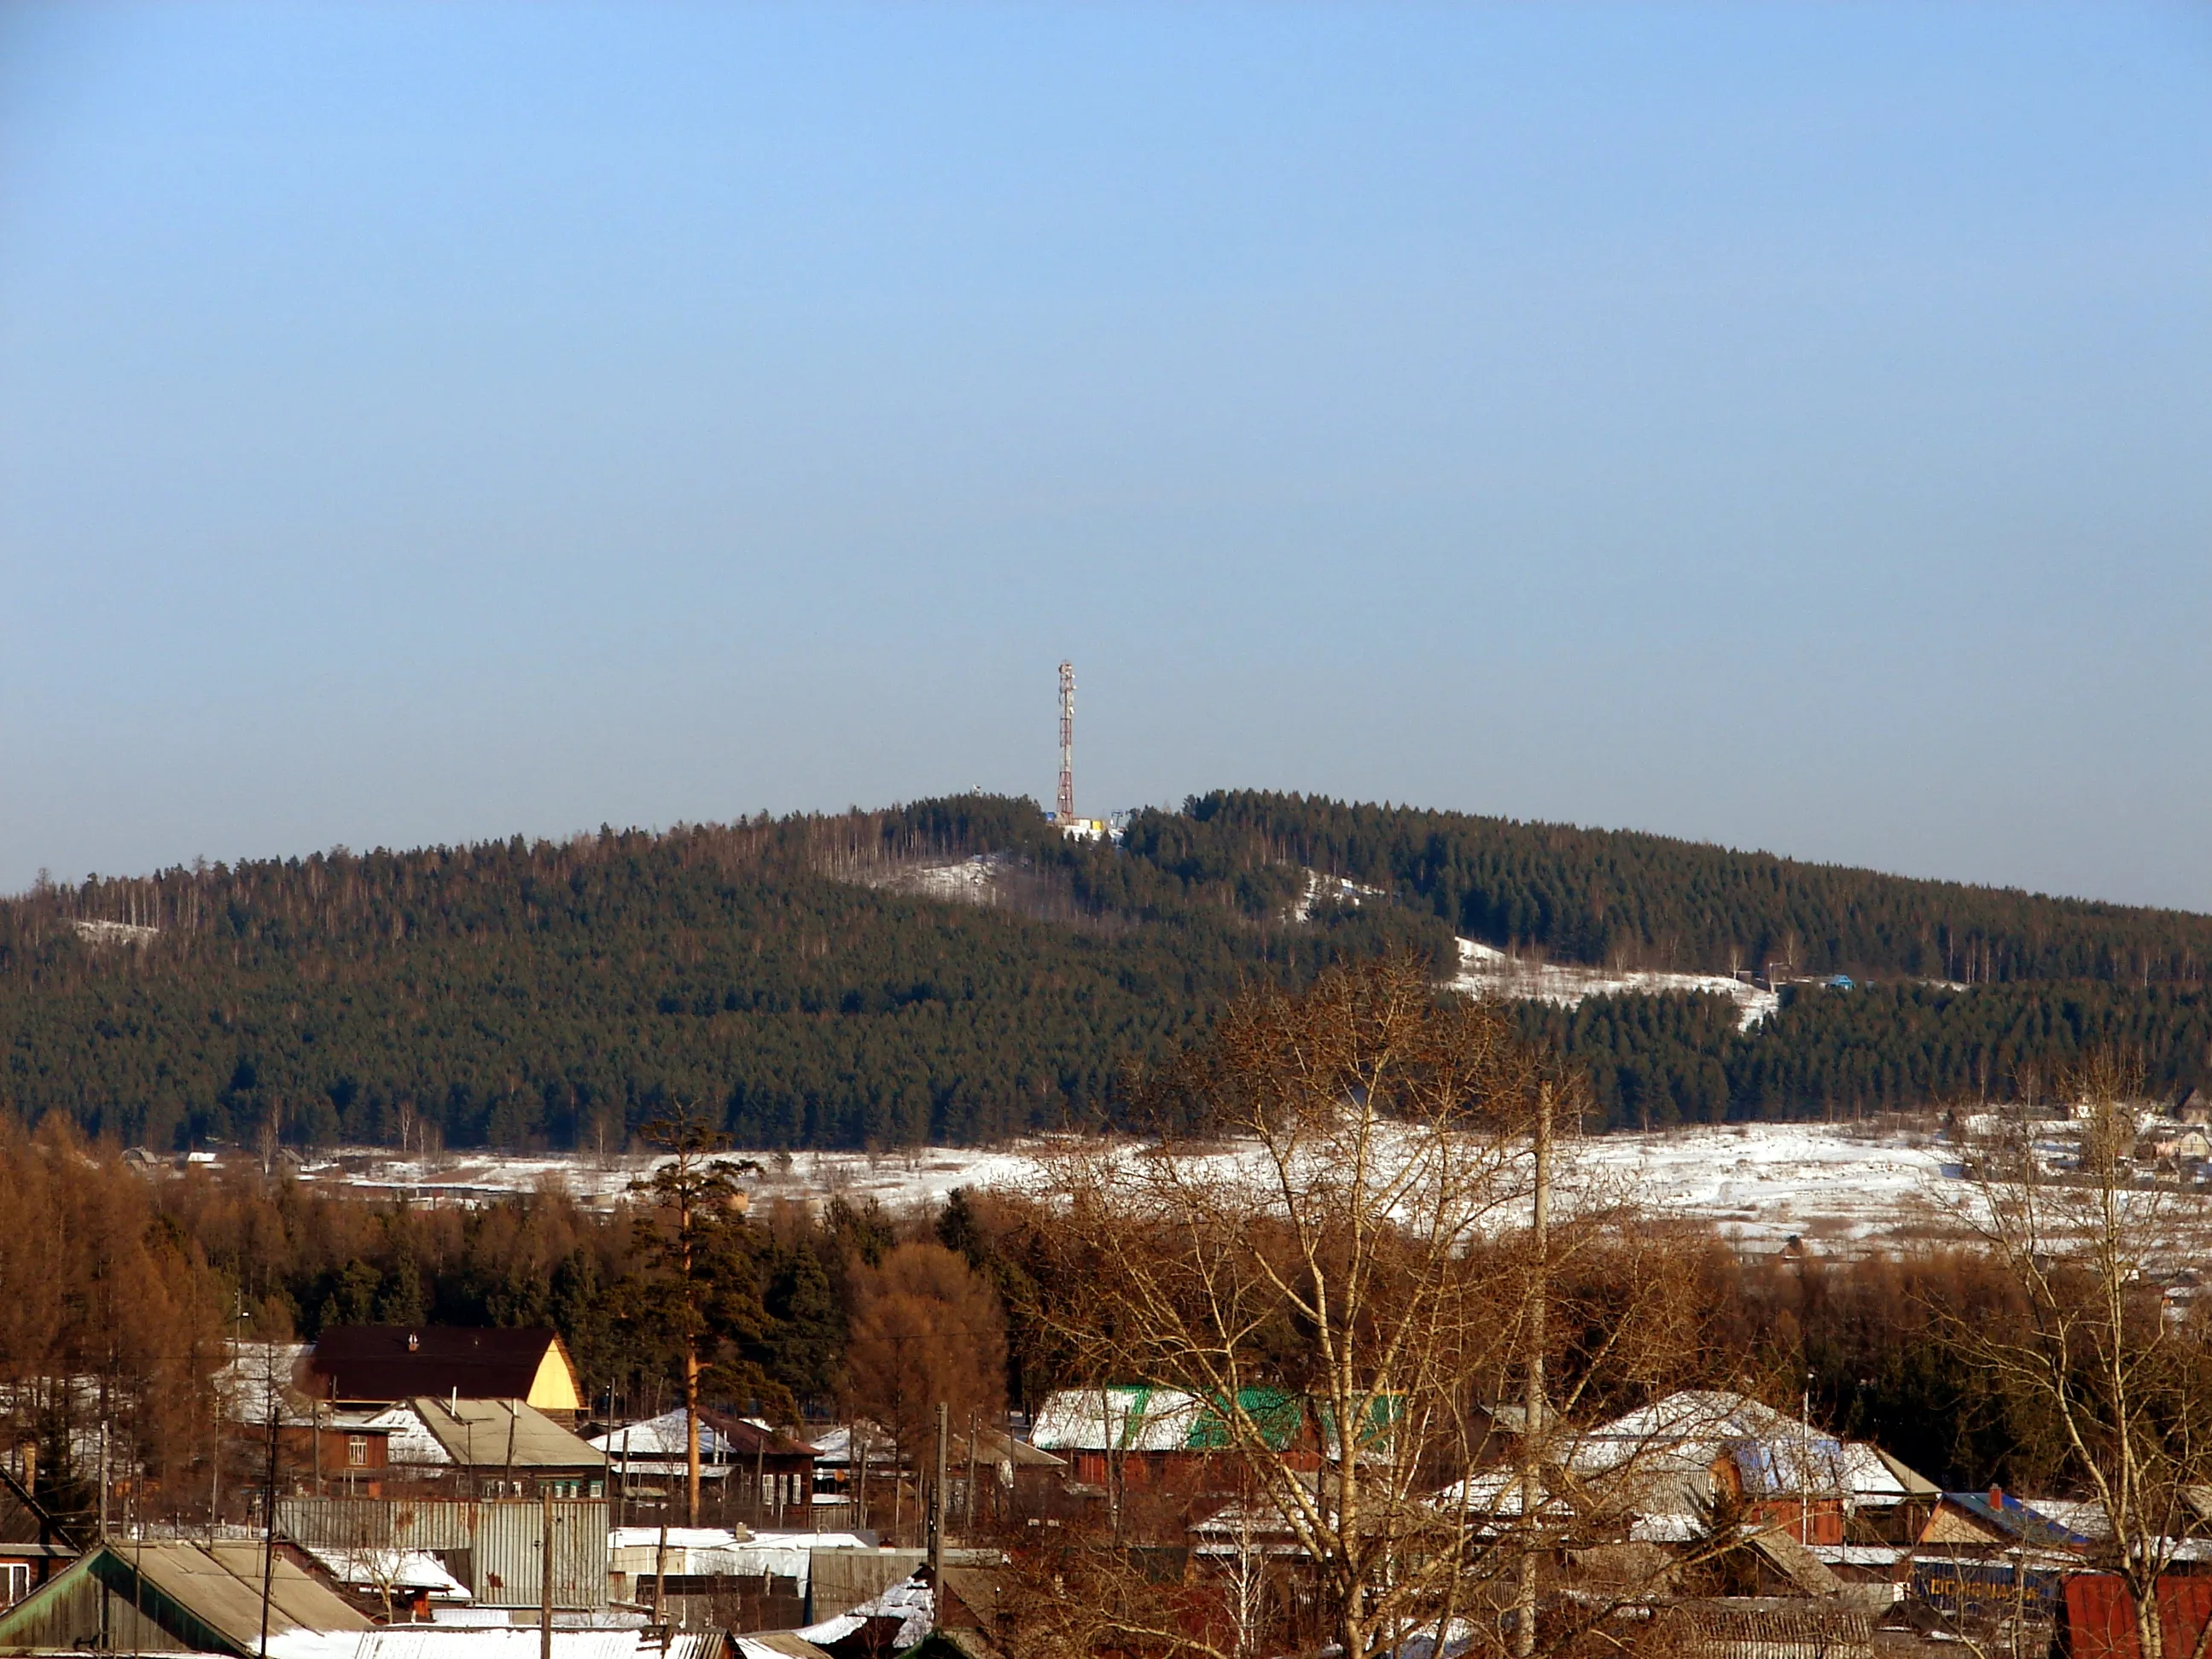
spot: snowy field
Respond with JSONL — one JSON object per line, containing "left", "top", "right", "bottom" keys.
{"left": 301, "top": 1121, "right": 1964, "bottom": 1254}
{"left": 1568, "top": 1123, "right": 1953, "bottom": 1250}
{"left": 1450, "top": 939, "right": 1779, "bottom": 1029}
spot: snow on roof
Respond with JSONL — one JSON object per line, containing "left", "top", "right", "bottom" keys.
{"left": 1032, "top": 1387, "right": 1206, "bottom": 1454}
{"left": 1429, "top": 1468, "right": 1575, "bottom": 1523}
{"left": 335, "top": 1629, "right": 649, "bottom": 1659}
{"left": 608, "top": 1532, "right": 876, "bottom": 1592}
{"left": 795, "top": 1573, "right": 932, "bottom": 1652}
{"left": 298, "top": 1546, "right": 472, "bottom": 1602}
{"left": 384, "top": 1407, "right": 456, "bottom": 1467}
{"left": 1571, "top": 1390, "right": 1853, "bottom": 1497}
{"left": 608, "top": 1527, "right": 753, "bottom": 1551}
{"left": 593, "top": 1412, "right": 746, "bottom": 1460}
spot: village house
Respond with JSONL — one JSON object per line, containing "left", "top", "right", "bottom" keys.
{"left": 216, "top": 1341, "right": 405, "bottom": 1499}
{"left": 588, "top": 1408, "right": 814, "bottom": 1522}
{"left": 386, "top": 1396, "right": 607, "bottom": 1498}
{"left": 304, "top": 1327, "right": 586, "bottom": 1424}
{"left": 1030, "top": 1385, "right": 1394, "bottom": 1496}
{"left": 0, "top": 1539, "right": 370, "bottom": 1656}
{"left": 1560, "top": 1389, "right": 1937, "bottom": 1547}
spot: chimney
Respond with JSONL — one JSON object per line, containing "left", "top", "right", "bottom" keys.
{"left": 1989, "top": 1486, "right": 2004, "bottom": 1510}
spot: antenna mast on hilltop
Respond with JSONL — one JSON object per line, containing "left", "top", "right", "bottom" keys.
{"left": 1057, "top": 661, "right": 1077, "bottom": 822}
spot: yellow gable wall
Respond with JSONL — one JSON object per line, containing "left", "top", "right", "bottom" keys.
{"left": 528, "top": 1338, "right": 583, "bottom": 1411}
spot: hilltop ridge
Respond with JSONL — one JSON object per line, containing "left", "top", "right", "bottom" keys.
{"left": 6, "top": 790, "right": 2207, "bottom": 1150}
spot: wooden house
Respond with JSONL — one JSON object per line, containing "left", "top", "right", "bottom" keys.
{"left": 305, "top": 1327, "right": 585, "bottom": 1423}
{"left": 0, "top": 1540, "right": 370, "bottom": 1656}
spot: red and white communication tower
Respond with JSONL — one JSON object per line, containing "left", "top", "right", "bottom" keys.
{"left": 1056, "top": 661, "right": 1077, "bottom": 822}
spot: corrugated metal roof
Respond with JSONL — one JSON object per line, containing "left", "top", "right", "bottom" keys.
{"left": 405, "top": 1399, "right": 604, "bottom": 1470}
{"left": 0, "top": 1540, "right": 373, "bottom": 1656}
{"left": 734, "top": 1634, "right": 831, "bottom": 1659}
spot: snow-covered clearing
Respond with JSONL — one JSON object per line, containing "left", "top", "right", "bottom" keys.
{"left": 1569, "top": 1123, "right": 1951, "bottom": 1250}
{"left": 305, "top": 1123, "right": 1967, "bottom": 1254}
{"left": 837, "top": 853, "right": 1008, "bottom": 905}
{"left": 70, "top": 917, "right": 161, "bottom": 946}
{"left": 1450, "top": 939, "right": 1778, "bottom": 1029}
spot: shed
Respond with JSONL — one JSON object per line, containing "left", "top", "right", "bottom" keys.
{"left": 0, "top": 1540, "right": 370, "bottom": 1656}
{"left": 2057, "top": 1574, "right": 2212, "bottom": 1659}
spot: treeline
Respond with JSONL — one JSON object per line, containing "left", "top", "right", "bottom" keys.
{"left": 0, "top": 799, "right": 1440, "bottom": 1152}
{"left": 0, "top": 1120, "right": 2093, "bottom": 1532}
{"left": 1518, "top": 981, "right": 2212, "bottom": 1130}
{"left": 1155, "top": 790, "right": 2212, "bottom": 982}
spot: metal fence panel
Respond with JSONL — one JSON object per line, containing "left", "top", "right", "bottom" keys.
{"left": 277, "top": 1497, "right": 608, "bottom": 1610}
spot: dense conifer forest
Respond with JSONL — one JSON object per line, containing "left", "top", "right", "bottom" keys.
{"left": 4, "top": 789, "right": 2207, "bottom": 1150}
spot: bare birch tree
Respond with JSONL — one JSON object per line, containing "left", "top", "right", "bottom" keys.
{"left": 1945, "top": 1052, "right": 2212, "bottom": 1659}
{"left": 1029, "top": 956, "right": 1703, "bottom": 1659}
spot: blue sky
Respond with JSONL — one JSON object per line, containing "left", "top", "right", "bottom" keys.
{"left": 3, "top": 3, "right": 2208, "bottom": 907}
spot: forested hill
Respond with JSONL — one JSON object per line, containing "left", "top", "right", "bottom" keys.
{"left": 1152, "top": 792, "right": 2212, "bottom": 984}
{"left": 0, "top": 797, "right": 1440, "bottom": 1153}
{"left": 6, "top": 790, "right": 2209, "bottom": 1152}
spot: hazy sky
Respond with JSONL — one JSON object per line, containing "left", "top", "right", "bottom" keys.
{"left": 3, "top": 3, "right": 2208, "bottom": 908}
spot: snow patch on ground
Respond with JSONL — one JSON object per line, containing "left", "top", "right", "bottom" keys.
{"left": 1451, "top": 938, "right": 1779, "bottom": 1029}
{"left": 1290, "top": 870, "right": 1388, "bottom": 923}
{"left": 70, "top": 918, "right": 161, "bottom": 946}
{"left": 847, "top": 853, "right": 1006, "bottom": 905}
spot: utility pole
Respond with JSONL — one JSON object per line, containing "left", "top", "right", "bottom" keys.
{"left": 538, "top": 1491, "right": 555, "bottom": 1659}
{"left": 929, "top": 1402, "right": 949, "bottom": 1627}
{"left": 258, "top": 1396, "right": 279, "bottom": 1659}
{"left": 616, "top": 1425, "right": 631, "bottom": 1532}
{"left": 1514, "top": 1080, "right": 1552, "bottom": 1659}
{"left": 964, "top": 1411, "right": 978, "bottom": 1540}
{"left": 653, "top": 1515, "right": 669, "bottom": 1643}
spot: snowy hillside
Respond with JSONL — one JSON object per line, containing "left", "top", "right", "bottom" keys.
{"left": 1450, "top": 938, "right": 1778, "bottom": 1028}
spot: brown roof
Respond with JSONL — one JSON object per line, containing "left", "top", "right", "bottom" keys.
{"left": 0, "top": 1464, "right": 75, "bottom": 1552}
{"left": 698, "top": 1406, "right": 817, "bottom": 1461}
{"left": 952, "top": 1426, "right": 1063, "bottom": 1471}
{"left": 308, "top": 1326, "right": 576, "bottom": 1406}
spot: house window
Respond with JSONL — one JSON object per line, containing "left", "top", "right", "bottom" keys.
{"left": 2, "top": 1563, "right": 29, "bottom": 1606}
{"left": 347, "top": 1437, "right": 369, "bottom": 1467}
